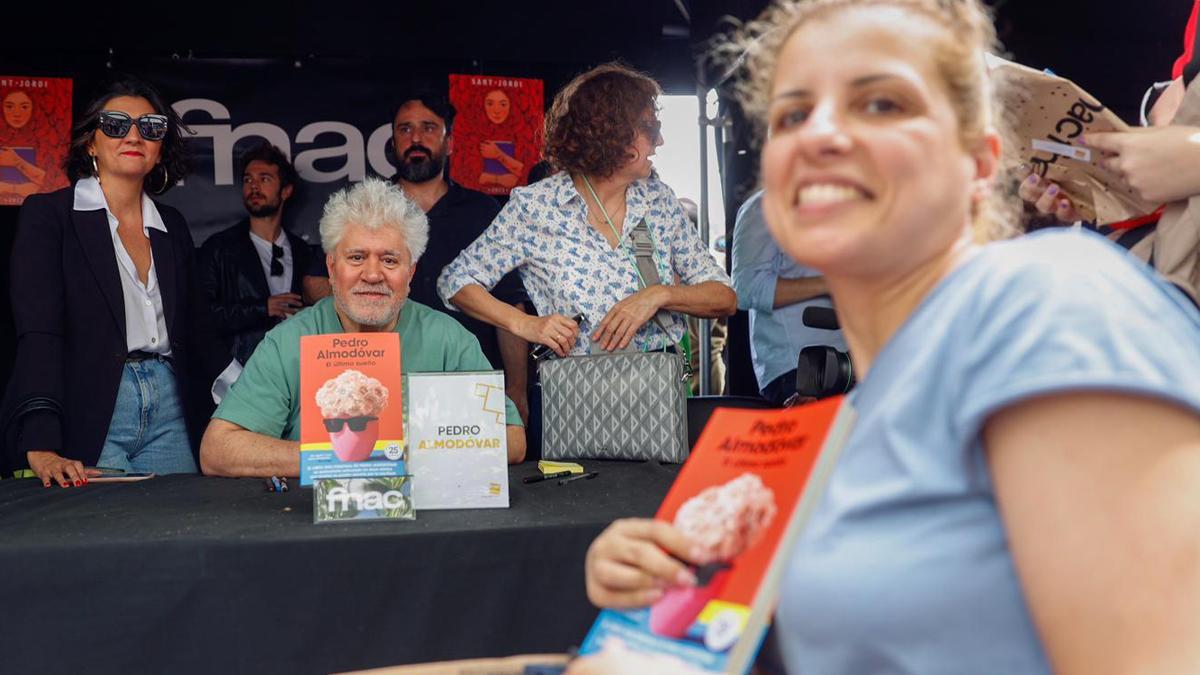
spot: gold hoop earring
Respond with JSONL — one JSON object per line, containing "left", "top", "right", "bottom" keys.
{"left": 91, "top": 155, "right": 99, "bottom": 178}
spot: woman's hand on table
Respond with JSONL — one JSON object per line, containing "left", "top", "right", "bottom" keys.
{"left": 515, "top": 313, "right": 580, "bottom": 357}
{"left": 585, "top": 518, "right": 700, "bottom": 609}
{"left": 1017, "top": 170, "right": 1081, "bottom": 224}
{"left": 592, "top": 285, "right": 668, "bottom": 352}
{"left": 26, "top": 450, "right": 103, "bottom": 488}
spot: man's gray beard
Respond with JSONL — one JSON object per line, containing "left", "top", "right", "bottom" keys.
{"left": 331, "top": 281, "right": 403, "bottom": 328}
{"left": 396, "top": 153, "right": 445, "bottom": 183}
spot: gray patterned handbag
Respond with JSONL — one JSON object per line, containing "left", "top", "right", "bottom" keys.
{"left": 539, "top": 348, "right": 689, "bottom": 462}
{"left": 538, "top": 219, "right": 691, "bottom": 463}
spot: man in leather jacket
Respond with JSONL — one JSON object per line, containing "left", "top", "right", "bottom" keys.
{"left": 198, "top": 142, "right": 313, "bottom": 365}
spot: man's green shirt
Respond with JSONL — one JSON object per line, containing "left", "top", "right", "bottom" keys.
{"left": 213, "top": 297, "right": 522, "bottom": 439}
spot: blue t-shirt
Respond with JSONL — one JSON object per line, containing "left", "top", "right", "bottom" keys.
{"left": 730, "top": 191, "right": 847, "bottom": 390}
{"left": 777, "top": 229, "right": 1200, "bottom": 674}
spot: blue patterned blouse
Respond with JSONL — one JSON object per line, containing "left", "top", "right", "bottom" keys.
{"left": 438, "top": 172, "right": 731, "bottom": 355}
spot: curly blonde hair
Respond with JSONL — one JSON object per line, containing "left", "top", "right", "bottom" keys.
{"left": 722, "top": 0, "right": 1018, "bottom": 241}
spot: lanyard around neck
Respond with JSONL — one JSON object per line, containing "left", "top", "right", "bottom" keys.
{"left": 581, "top": 175, "right": 649, "bottom": 290}
{"left": 581, "top": 175, "right": 623, "bottom": 240}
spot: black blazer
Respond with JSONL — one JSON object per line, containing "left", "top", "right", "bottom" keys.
{"left": 198, "top": 220, "right": 313, "bottom": 365}
{"left": 2, "top": 184, "right": 227, "bottom": 469}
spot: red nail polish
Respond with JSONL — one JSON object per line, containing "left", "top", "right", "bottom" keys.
{"left": 74, "top": 480, "right": 81, "bottom": 487}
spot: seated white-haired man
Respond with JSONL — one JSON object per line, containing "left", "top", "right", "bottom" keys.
{"left": 201, "top": 178, "right": 526, "bottom": 476}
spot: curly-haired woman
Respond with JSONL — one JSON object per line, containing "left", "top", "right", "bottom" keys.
{"left": 438, "top": 63, "right": 736, "bottom": 357}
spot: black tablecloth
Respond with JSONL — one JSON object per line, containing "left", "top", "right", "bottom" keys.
{"left": 0, "top": 461, "right": 678, "bottom": 675}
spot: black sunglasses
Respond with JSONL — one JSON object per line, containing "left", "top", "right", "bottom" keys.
{"left": 96, "top": 111, "right": 170, "bottom": 141}
{"left": 270, "top": 244, "right": 284, "bottom": 277}
{"left": 639, "top": 119, "right": 662, "bottom": 139}
{"left": 322, "top": 416, "right": 377, "bottom": 433}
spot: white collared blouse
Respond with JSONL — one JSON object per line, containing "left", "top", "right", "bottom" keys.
{"left": 73, "top": 177, "right": 172, "bottom": 355}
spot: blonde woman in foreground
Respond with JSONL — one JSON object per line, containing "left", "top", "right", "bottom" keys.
{"left": 572, "top": 1, "right": 1200, "bottom": 673}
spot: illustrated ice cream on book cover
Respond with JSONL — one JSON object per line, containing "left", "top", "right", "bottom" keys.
{"left": 579, "top": 396, "right": 856, "bottom": 674}
{"left": 299, "top": 333, "right": 405, "bottom": 486}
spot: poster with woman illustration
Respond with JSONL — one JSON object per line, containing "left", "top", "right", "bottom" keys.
{"left": 448, "top": 74, "right": 543, "bottom": 196}
{"left": 0, "top": 76, "right": 71, "bottom": 207}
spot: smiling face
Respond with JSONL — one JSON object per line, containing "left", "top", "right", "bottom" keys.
{"left": 327, "top": 222, "right": 415, "bottom": 332}
{"left": 483, "top": 89, "right": 511, "bottom": 125}
{"left": 87, "top": 95, "right": 163, "bottom": 182}
{"left": 760, "top": 7, "right": 996, "bottom": 280}
{"left": 2, "top": 91, "right": 32, "bottom": 129}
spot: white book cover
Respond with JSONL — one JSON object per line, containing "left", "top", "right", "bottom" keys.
{"left": 406, "top": 371, "right": 510, "bottom": 510}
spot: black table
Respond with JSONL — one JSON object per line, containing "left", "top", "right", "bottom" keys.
{"left": 0, "top": 461, "right": 679, "bottom": 675}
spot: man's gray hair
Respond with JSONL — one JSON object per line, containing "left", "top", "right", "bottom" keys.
{"left": 319, "top": 177, "right": 429, "bottom": 262}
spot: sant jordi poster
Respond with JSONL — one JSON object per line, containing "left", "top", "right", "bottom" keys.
{"left": 0, "top": 76, "right": 71, "bottom": 207}
{"left": 448, "top": 74, "right": 543, "bottom": 197}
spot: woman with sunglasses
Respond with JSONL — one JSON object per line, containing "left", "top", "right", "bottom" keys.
{"left": 3, "top": 77, "right": 223, "bottom": 487}
{"left": 439, "top": 63, "right": 735, "bottom": 361}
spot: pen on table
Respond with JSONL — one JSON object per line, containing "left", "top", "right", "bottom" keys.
{"left": 558, "top": 471, "right": 599, "bottom": 485}
{"left": 523, "top": 470, "right": 573, "bottom": 484}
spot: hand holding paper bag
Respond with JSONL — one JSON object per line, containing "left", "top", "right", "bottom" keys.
{"left": 1082, "top": 125, "right": 1200, "bottom": 205}
{"left": 987, "top": 55, "right": 1158, "bottom": 224}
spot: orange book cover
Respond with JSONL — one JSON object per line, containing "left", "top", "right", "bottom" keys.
{"left": 579, "top": 396, "right": 855, "bottom": 673}
{"left": 299, "top": 333, "right": 405, "bottom": 486}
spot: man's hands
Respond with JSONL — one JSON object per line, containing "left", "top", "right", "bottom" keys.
{"left": 26, "top": 450, "right": 103, "bottom": 488}
{"left": 267, "top": 292, "right": 303, "bottom": 320}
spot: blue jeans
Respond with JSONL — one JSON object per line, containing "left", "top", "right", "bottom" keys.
{"left": 96, "top": 359, "right": 198, "bottom": 474}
